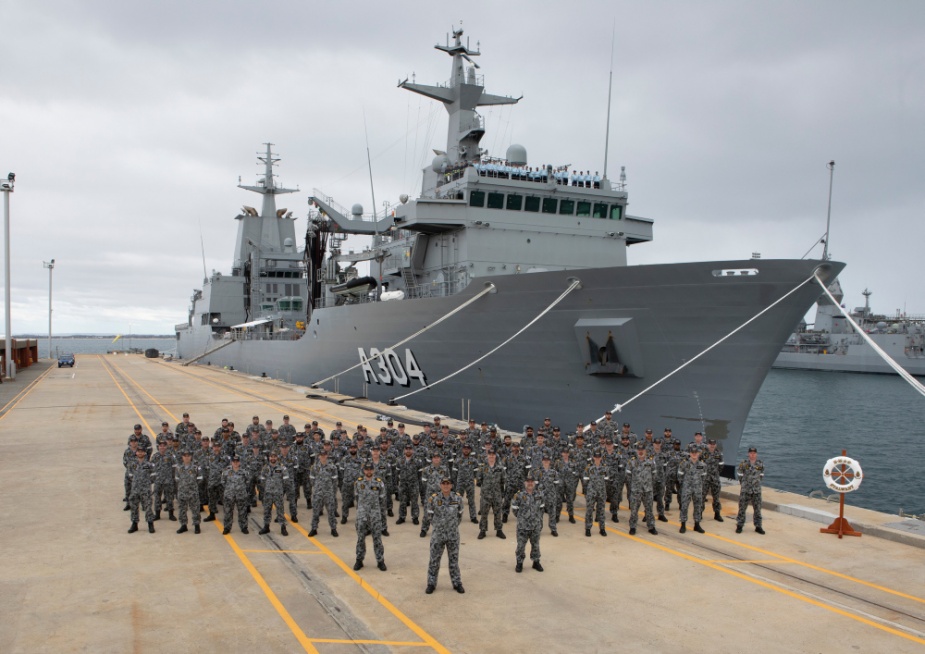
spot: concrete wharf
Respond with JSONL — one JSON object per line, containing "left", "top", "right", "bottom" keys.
{"left": 1, "top": 355, "right": 924, "bottom": 653}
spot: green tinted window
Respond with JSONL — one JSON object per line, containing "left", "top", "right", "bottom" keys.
{"left": 487, "top": 192, "right": 505, "bottom": 209}
{"left": 559, "top": 199, "right": 575, "bottom": 215}
{"left": 525, "top": 196, "right": 541, "bottom": 212}
{"left": 593, "top": 202, "right": 608, "bottom": 218}
{"left": 469, "top": 190, "right": 485, "bottom": 207}
{"left": 610, "top": 204, "right": 623, "bottom": 220}
{"left": 576, "top": 201, "right": 591, "bottom": 217}
{"left": 542, "top": 198, "right": 558, "bottom": 213}
{"left": 506, "top": 194, "right": 523, "bottom": 211}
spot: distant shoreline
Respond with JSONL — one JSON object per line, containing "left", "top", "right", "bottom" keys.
{"left": 14, "top": 334, "right": 174, "bottom": 339}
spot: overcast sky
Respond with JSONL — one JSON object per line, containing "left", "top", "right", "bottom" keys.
{"left": 2, "top": 1, "right": 923, "bottom": 336}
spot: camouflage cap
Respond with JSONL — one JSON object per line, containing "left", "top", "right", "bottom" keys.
{"left": 231, "top": 455, "right": 240, "bottom": 462}
{"left": 133, "top": 424, "right": 142, "bottom": 430}
{"left": 181, "top": 449, "right": 192, "bottom": 456}
{"left": 707, "top": 438, "right": 717, "bottom": 445}
{"left": 363, "top": 462, "right": 373, "bottom": 469}
{"left": 748, "top": 446, "right": 758, "bottom": 453}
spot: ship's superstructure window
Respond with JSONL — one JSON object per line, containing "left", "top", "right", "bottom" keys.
{"left": 487, "top": 192, "right": 505, "bottom": 209}
{"left": 542, "top": 198, "right": 558, "bottom": 214}
{"left": 559, "top": 199, "right": 575, "bottom": 215}
{"left": 610, "top": 204, "right": 623, "bottom": 220}
{"left": 576, "top": 200, "right": 591, "bottom": 217}
{"left": 469, "top": 190, "right": 486, "bottom": 207}
{"left": 506, "top": 193, "right": 523, "bottom": 211}
{"left": 525, "top": 196, "right": 541, "bottom": 212}
{"left": 593, "top": 202, "right": 608, "bottom": 218}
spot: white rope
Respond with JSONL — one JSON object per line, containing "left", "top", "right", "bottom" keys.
{"left": 815, "top": 274, "right": 925, "bottom": 398}
{"left": 590, "top": 271, "right": 819, "bottom": 426}
{"left": 390, "top": 278, "right": 582, "bottom": 403}
{"left": 311, "top": 282, "right": 496, "bottom": 387}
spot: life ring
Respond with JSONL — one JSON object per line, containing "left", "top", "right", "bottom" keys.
{"left": 822, "top": 456, "right": 863, "bottom": 493}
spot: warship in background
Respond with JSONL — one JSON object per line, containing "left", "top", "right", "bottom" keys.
{"left": 773, "top": 282, "right": 925, "bottom": 376}
{"left": 175, "top": 28, "right": 843, "bottom": 460}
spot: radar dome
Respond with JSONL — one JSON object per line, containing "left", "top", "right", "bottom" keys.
{"left": 283, "top": 238, "right": 294, "bottom": 247}
{"left": 506, "top": 144, "right": 527, "bottom": 166}
{"left": 432, "top": 154, "right": 450, "bottom": 173}
{"left": 399, "top": 194, "right": 409, "bottom": 204}
{"left": 351, "top": 203, "right": 364, "bottom": 217}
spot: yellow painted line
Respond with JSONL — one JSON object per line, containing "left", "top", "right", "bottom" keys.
{"left": 0, "top": 363, "right": 56, "bottom": 422}
{"left": 242, "top": 549, "right": 324, "bottom": 554}
{"left": 288, "top": 516, "right": 451, "bottom": 654}
{"left": 603, "top": 523, "right": 925, "bottom": 646}
{"left": 106, "top": 359, "right": 179, "bottom": 423}
{"left": 706, "top": 559, "right": 800, "bottom": 564}
{"left": 308, "top": 638, "right": 431, "bottom": 647}
{"left": 100, "top": 356, "right": 156, "bottom": 434}
{"left": 213, "top": 523, "right": 319, "bottom": 653}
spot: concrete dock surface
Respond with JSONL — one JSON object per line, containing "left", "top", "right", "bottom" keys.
{"left": 1, "top": 355, "right": 923, "bottom": 653}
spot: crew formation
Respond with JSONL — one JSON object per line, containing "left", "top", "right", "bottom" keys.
{"left": 122, "top": 414, "right": 765, "bottom": 591}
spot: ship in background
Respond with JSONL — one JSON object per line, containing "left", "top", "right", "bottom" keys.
{"left": 175, "top": 28, "right": 843, "bottom": 462}
{"left": 773, "top": 282, "right": 925, "bottom": 376}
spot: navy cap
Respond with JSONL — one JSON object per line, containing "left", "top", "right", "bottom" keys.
{"left": 748, "top": 446, "right": 757, "bottom": 453}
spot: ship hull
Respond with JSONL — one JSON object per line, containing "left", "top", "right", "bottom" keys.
{"left": 773, "top": 341, "right": 925, "bottom": 376}
{"left": 177, "top": 259, "right": 843, "bottom": 455}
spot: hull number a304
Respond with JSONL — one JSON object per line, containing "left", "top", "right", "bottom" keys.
{"left": 359, "top": 347, "right": 428, "bottom": 387}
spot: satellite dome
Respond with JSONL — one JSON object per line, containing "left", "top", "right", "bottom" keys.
{"left": 506, "top": 144, "right": 527, "bottom": 166}
{"left": 399, "top": 194, "right": 409, "bottom": 204}
{"left": 432, "top": 154, "right": 450, "bottom": 173}
{"left": 283, "top": 237, "right": 294, "bottom": 247}
{"left": 351, "top": 203, "right": 364, "bottom": 217}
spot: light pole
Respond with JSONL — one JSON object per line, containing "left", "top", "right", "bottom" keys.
{"left": 43, "top": 259, "right": 55, "bottom": 359}
{"left": 2, "top": 172, "right": 14, "bottom": 380}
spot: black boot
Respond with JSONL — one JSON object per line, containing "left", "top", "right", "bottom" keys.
{"left": 222, "top": 527, "right": 231, "bottom": 535}
{"left": 568, "top": 515, "right": 576, "bottom": 524}
{"left": 194, "top": 524, "right": 201, "bottom": 534}
{"left": 680, "top": 522, "right": 687, "bottom": 533}
{"left": 354, "top": 559, "right": 363, "bottom": 571}
{"left": 154, "top": 511, "right": 161, "bottom": 521}
{"left": 396, "top": 517, "right": 406, "bottom": 525}
{"left": 340, "top": 515, "right": 348, "bottom": 524}
{"left": 242, "top": 526, "right": 249, "bottom": 534}
{"left": 259, "top": 524, "right": 270, "bottom": 535}
{"left": 496, "top": 529, "right": 506, "bottom": 539}
{"left": 381, "top": 529, "right": 390, "bottom": 537}
{"left": 281, "top": 524, "right": 288, "bottom": 536}
{"left": 331, "top": 528, "right": 338, "bottom": 537}
{"left": 648, "top": 527, "right": 658, "bottom": 535}
{"left": 168, "top": 511, "right": 177, "bottom": 522}
{"left": 291, "top": 516, "right": 298, "bottom": 524}
{"left": 308, "top": 528, "right": 317, "bottom": 537}
{"left": 477, "top": 530, "right": 486, "bottom": 539}
{"left": 735, "top": 525, "right": 743, "bottom": 533}
{"left": 714, "top": 511, "right": 724, "bottom": 522}
{"left": 377, "top": 560, "right": 387, "bottom": 571}
{"left": 123, "top": 503, "right": 130, "bottom": 511}
{"left": 585, "top": 528, "right": 591, "bottom": 537}
{"left": 412, "top": 517, "right": 419, "bottom": 525}
{"left": 629, "top": 527, "right": 636, "bottom": 535}
{"left": 658, "top": 514, "right": 668, "bottom": 522}
{"left": 755, "top": 526, "right": 765, "bottom": 535}
{"left": 177, "top": 525, "right": 188, "bottom": 534}
{"left": 148, "top": 522, "right": 155, "bottom": 533}
{"left": 515, "top": 561, "right": 523, "bottom": 573}
{"left": 203, "top": 513, "right": 216, "bottom": 522}
{"left": 694, "top": 522, "right": 705, "bottom": 533}
{"left": 600, "top": 527, "right": 607, "bottom": 537}
{"left": 128, "top": 522, "right": 138, "bottom": 534}
{"left": 532, "top": 560, "right": 544, "bottom": 572}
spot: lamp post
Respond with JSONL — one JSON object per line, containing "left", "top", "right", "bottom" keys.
{"left": 2, "top": 172, "right": 14, "bottom": 380}
{"left": 43, "top": 259, "right": 55, "bottom": 359}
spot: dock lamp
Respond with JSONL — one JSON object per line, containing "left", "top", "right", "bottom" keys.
{"left": 2, "top": 172, "right": 14, "bottom": 380}
{"left": 43, "top": 259, "right": 55, "bottom": 359}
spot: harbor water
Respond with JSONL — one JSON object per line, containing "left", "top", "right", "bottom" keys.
{"left": 41, "top": 339, "right": 924, "bottom": 516}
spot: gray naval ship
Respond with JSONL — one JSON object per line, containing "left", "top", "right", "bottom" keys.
{"left": 774, "top": 281, "right": 925, "bottom": 376}
{"left": 176, "top": 28, "right": 843, "bottom": 461}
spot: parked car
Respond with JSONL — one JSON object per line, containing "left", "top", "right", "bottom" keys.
{"left": 57, "top": 353, "right": 76, "bottom": 368}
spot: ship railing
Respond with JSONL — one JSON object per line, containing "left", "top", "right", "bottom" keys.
{"left": 312, "top": 279, "right": 461, "bottom": 307}
{"left": 439, "top": 73, "right": 484, "bottom": 88}
{"left": 229, "top": 329, "right": 304, "bottom": 342}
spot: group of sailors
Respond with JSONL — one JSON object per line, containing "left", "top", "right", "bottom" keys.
{"left": 122, "top": 411, "right": 766, "bottom": 592}
{"left": 471, "top": 160, "right": 603, "bottom": 188}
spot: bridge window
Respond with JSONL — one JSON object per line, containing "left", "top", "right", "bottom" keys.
{"left": 593, "top": 202, "right": 608, "bottom": 218}
{"left": 525, "top": 196, "right": 541, "bottom": 212}
{"left": 506, "top": 194, "right": 523, "bottom": 211}
{"left": 559, "top": 199, "right": 575, "bottom": 215}
{"left": 469, "top": 190, "right": 485, "bottom": 207}
{"left": 542, "top": 198, "right": 558, "bottom": 214}
{"left": 487, "top": 192, "right": 505, "bottom": 209}
{"left": 610, "top": 204, "right": 623, "bottom": 220}
{"left": 576, "top": 201, "right": 591, "bottom": 217}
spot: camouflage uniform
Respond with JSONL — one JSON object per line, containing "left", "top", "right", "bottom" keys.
{"left": 396, "top": 453, "right": 421, "bottom": 523}
{"left": 222, "top": 465, "right": 250, "bottom": 532}
{"left": 291, "top": 438, "right": 311, "bottom": 506}
{"left": 260, "top": 461, "right": 289, "bottom": 528}
{"left": 193, "top": 441, "right": 210, "bottom": 509}
{"left": 150, "top": 448, "right": 177, "bottom": 518}
{"left": 206, "top": 449, "right": 228, "bottom": 517}
{"left": 279, "top": 449, "right": 300, "bottom": 521}
{"left": 128, "top": 456, "right": 156, "bottom": 525}
{"left": 556, "top": 454, "right": 581, "bottom": 521}
{"left": 664, "top": 444, "right": 683, "bottom": 510}
{"left": 244, "top": 446, "right": 265, "bottom": 507}
{"left": 175, "top": 460, "right": 202, "bottom": 528}
{"left": 354, "top": 475, "right": 387, "bottom": 566}
{"left": 123, "top": 445, "right": 136, "bottom": 502}
{"left": 678, "top": 456, "right": 707, "bottom": 526}
{"left": 278, "top": 422, "right": 297, "bottom": 444}
{"left": 425, "top": 489, "right": 464, "bottom": 591}
{"left": 626, "top": 454, "right": 656, "bottom": 531}
{"left": 310, "top": 459, "right": 339, "bottom": 532}
{"left": 502, "top": 451, "right": 527, "bottom": 521}
{"left": 604, "top": 447, "right": 625, "bottom": 520}
{"left": 454, "top": 452, "right": 479, "bottom": 522}
{"left": 419, "top": 461, "right": 449, "bottom": 533}
{"left": 702, "top": 445, "right": 725, "bottom": 517}
{"left": 339, "top": 452, "right": 364, "bottom": 521}
{"left": 533, "top": 464, "right": 560, "bottom": 533}
{"left": 583, "top": 461, "right": 609, "bottom": 533}
{"left": 476, "top": 460, "right": 506, "bottom": 533}
{"left": 651, "top": 446, "right": 669, "bottom": 519}
{"left": 736, "top": 457, "right": 765, "bottom": 529}
{"left": 512, "top": 486, "right": 544, "bottom": 566}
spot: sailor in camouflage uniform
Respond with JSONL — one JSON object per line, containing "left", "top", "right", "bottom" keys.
{"left": 664, "top": 439, "right": 683, "bottom": 511}
{"left": 396, "top": 444, "right": 421, "bottom": 525}
{"left": 308, "top": 451, "right": 340, "bottom": 537}
{"left": 736, "top": 447, "right": 765, "bottom": 534}
{"left": 259, "top": 452, "right": 289, "bottom": 536}
{"left": 174, "top": 450, "right": 202, "bottom": 534}
{"left": 194, "top": 435, "right": 211, "bottom": 510}
{"left": 419, "top": 452, "right": 449, "bottom": 536}
{"left": 127, "top": 445, "right": 156, "bottom": 533}
{"left": 123, "top": 438, "right": 138, "bottom": 510}
{"left": 278, "top": 415, "right": 297, "bottom": 444}
{"left": 556, "top": 448, "right": 580, "bottom": 523}
{"left": 150, "top": 441, "right": 177, "bottom": 521}
{"left": 626, "top": 443, "right": 658, "bottom": 535}
{"left": 131, "top": 424, "right": 152, "bottom": 460}
{"left": 583, "top": 449, "right": 609, "bottom": 537}
{"left": 678, "top": 446, "right": 707, "bottom": 533}
{"left": 353, "top": 462, "right": 388, "bottom": 571}
{"left": 534, "top": 454, "right": 560, "bottom": 536}
{"left": 651, "top": 438, "right": 670, "bottom": 523}
{"left": 501, "top": 442, "right": 526, "bottom": 523}
{"left": 222, "top": 455, "right": 250, "bottom": 534}
{"left": 476, "top": 451, "right": 506, "bottom": 539}
{"left": 203, "top": 441, "right": 227, "bottom": 522}
{"left": 702, "top": 439, "right": 725, "bottom": 522}
{"left": 339, "top": 443, "right": 364, "bottom": 524}
{"left": 278, "top": 442, "right": 300, "bottom": 523}
{"left": 425, "top": 477, "right": 465, "bottom": 594}
{"left": 454, "top": 443, "right": 479, "bottom": 524}
{"left": 512, "top": 474, "right": 544, "bottom": 572}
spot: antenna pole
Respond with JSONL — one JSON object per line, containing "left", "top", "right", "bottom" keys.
{"left": 602, "top": 21, "right": 616, "bottom": 181}
{"left": 363, "top": 109, "right": 380, "bottom": 301}
{"left": 199, "top": 220, "right": 208, "bottom": 283}
{"left": 823, "top": 160, "right": 835, "bottom": 261}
